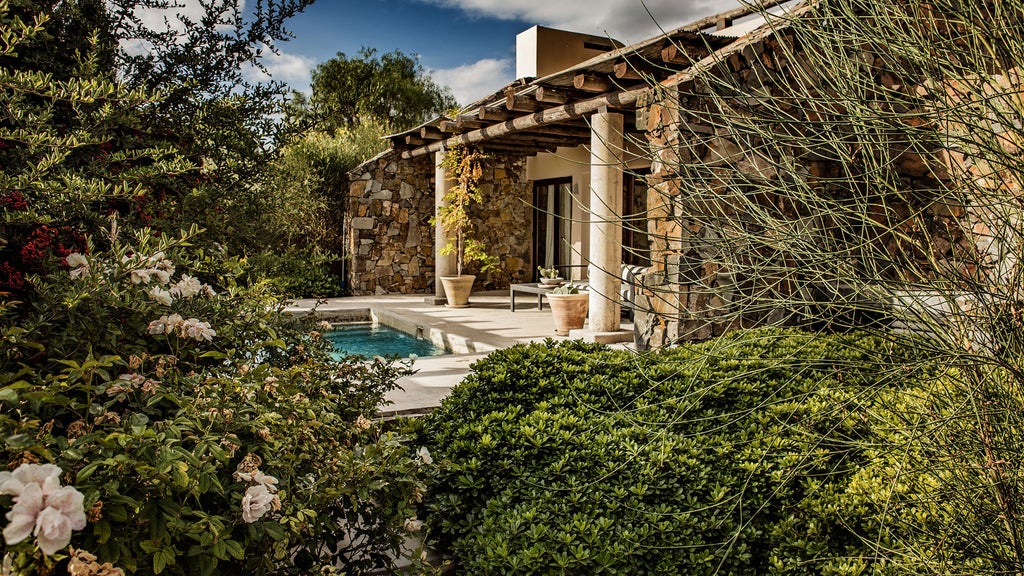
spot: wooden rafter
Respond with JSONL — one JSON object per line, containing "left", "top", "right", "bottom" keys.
{"left": 535, "top": 86, "right": 570, "bottom": 104}
{"left": 401, "top": 87, "right": 648, "bottom": 159}
{"left": 505, "top": 94, "right": 543, "bottom": 112}
{"left": 420, "top": 126, "right": 443, "bottom": 140}
{"left": 478, "top": 107, "right": 511, "bottom": 122}
{"left": 573, "top": 73, "right": 613, "bottom": 93}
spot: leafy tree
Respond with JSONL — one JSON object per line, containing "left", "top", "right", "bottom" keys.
{"left": 267, "top": 47, "right": 454, "bottom": 296}
{"left": 302, "top": 47, "right": 456, "bottom": 133}
{"left": 249, "top": 119, "right": 391, "bottom": 296}
{"left": 0, "top": 3, "right": 431, "bottom": 574}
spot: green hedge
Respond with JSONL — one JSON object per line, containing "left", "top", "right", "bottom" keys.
{"left": 419, "top": 329, "right": 947, "bottom": 575}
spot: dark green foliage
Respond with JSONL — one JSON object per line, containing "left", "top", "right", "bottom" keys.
{"left": 299, "top": 47, "right": 456, "bottom": 133}
{"left": 244, "top": 247, "right": 344, "bottom": 298}
{"left": 421, "top": 329, "right": 952, "bottom": 575}
{"left": 0, "top": 4, "right": 432, "bottom": 573}
{"left": 253, "top": 123, "right": 390, "bottom": 297}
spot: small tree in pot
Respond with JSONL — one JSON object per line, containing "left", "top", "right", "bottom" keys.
{"left": 432, "top": 146, "right": 498, "bottom": 307}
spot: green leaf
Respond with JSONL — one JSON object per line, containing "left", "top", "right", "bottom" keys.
{"left": 224, "top": 539, "right": 244, "bottom": 560}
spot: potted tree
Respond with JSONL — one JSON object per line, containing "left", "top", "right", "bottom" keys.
{"left": 545, "top": 282, "right": 589, "bottom": 336}
{"left": 433, "top": 147, "right": 498, "bottom": 308}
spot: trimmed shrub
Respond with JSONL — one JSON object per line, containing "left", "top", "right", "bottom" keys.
{"left": 419, "top": 330, "right": 949, "bottom": 575}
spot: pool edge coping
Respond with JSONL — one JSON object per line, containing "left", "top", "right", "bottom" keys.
{"left": 297, "top": 307, "right": 499, "bottom": 356}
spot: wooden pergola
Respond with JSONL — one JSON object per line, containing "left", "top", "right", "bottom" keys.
{"left": 387, "top": 0, "right": 793, "bottom": 339}
{"left": 385, "top": 1, "right": 790, "bottom": 158}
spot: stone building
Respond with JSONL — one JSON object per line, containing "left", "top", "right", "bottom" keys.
{"left": 345, "top": 2, "right": 790, "bottom": 345}
{"left": 346, "top": 0, "right": 1006, "bottom": 348}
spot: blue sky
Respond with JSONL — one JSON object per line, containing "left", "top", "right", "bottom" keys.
{"left": 261, "top": 0, "right": 745, "bottom": 104}
{"left": 136, "top": 0, "right": 743, "bottom": 105}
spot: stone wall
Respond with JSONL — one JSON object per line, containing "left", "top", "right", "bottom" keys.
{"left": 634, "top": 31, "right": 973, "bottom": 349}
{"left": 468, "top": 154, "right": 532, "bottom": 289}
{"left": 345, "top": 151, "right": 531, "bottom": 295}
{"left": 347, "top": 153, "right": 436, "bottom": 295}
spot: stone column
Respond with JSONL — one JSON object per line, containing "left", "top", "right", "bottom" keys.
{"left": 587, "top": 111, "right": 624, "bottom": 335}
{"left": 427, "top": 151, "right": 456, "bottom": 305}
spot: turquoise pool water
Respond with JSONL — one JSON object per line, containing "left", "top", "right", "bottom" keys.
{"left": 326, "top": 323, "right": 448, "bottom": 359}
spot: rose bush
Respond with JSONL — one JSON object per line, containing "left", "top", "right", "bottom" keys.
{"left": 0, "top": 231, "right": 434, "bottom": 575}
{"left": 0, "top": 6, "right": 433, "bottom": 573}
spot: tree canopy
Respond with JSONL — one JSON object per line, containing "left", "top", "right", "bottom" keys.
{"left": 302, "top": 47, "right": 456, "bottom": 133}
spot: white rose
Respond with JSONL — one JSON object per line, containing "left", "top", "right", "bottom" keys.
{"left": 416, "top": 446, "right": 433, "bottom": 465}
{"left": 148, "top": 314, "right": 183, "bottom": 335}
{"left": 250, "top": 471, "right": 279, "bottom": 493}
{"left": 171, "top": 275, "right": 203, "bottom": 298}
{"left": 180, "top": 318, "right": 215, "bottom": 342}
{"left": 0, "top": 469, "right": 86, "bottom": 556}
{"left": 147, "top": 317, "right": 168, "bottom": 335}
{"left": 2, "top": 482, "right": 43, "bottom": 546}
{"left": 66, "top": 253, "right": 87, "bottom": 268}
{"left": 46, "top": 486, "right": 87, "bottom": 530}
{"left": 147, "top": 286, "right": 173, "bottom": 306}
{"left": 0, "top": 463, "right": 61, "bottom": 497}
{"left": 404, "top": 517, "right": 423, "bottom": 533}
{"left": 33, "top": 506, "right": 74, "bottom": 555}
{"left": 130, "top": 269, "right": 151, "bottom": 285}
{"left": 66, "top": 253, "right": 89, "bottom": 279}
{"left": 240, "top": 484, "right": 278, "bottom": 523}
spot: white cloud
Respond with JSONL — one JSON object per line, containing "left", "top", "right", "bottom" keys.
{"left": 248, "top": 49, "right": 316, "bottom": 89}
{"left": 419, "top": 0, "right": 741, "bottom": 43}
{"left": 429, "top": 58, "right": 515, "bottom": 106}
{"left": 120, "top": 0, "right": 247, "bottom": 55}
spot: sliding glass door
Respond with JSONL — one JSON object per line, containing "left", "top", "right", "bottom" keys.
{"left": 532, "top": 178, "right": 573, "bottom": 280}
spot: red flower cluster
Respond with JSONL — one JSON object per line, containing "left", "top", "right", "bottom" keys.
{"left": 2, "top": 225, "right": 86, "bottom": 294}
{"left": 1, "top": 191, "right": 29, "bottom": 211}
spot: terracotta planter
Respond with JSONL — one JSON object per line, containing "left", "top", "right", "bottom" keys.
{"left": 440, "top": 275, "right": 476, "bottom": 308}
{"left": 545, "top": 292, "right": 589, "bottom": 336}
{"left": 539, "top": 277, "right": 565, "bottom": 286}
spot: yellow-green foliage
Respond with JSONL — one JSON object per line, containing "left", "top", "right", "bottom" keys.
{"left": 421, "top": 329, "right": 970, "bottom": 575}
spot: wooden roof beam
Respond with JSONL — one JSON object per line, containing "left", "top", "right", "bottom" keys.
{"left": 613, "top": 61, "right": 644, "bottom": 81}
{"left": 438, "top": 120, "right": 461, "bottom": 133}
{"left": 661, "top": 44, "right": 691, "bottom": 66}
{"left": 478, "top": 144, "right": 550, "bottom": 155}
{"left": 505, "top": 94, "right": 543, "bottom": 112}
{"left": 519, "top": 124, "right": 592, "bottom": 138}
{"left": 478, "top": 107, "right": 512, "bottom": 122}
{"left": 401, "top": 87, "right": 648, "bottom": 159}
{"left": 455, "top": 115, "right": 484, "bottom": 129}
{"left": 661, "top": 43, "right": 711, "bottom": 66}
{"left": 495, "top": 133, "right": 586, "bottom": 147}
{"left": 535, "top": 86, "right": 571, "bottom": 104}
{"left": 573, "top": 73, "right": 613, "bottom": 93}
{"left": 420, "top": 126, "right": 443, "bottom": 140}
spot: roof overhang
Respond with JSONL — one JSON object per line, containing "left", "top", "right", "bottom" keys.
{"left": 384, "top": 0, "right": 801, "bottom": 160}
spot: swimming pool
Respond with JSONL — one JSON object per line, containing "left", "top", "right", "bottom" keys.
{"left": 326, "top": 323, "right": 449, "bottom": 359}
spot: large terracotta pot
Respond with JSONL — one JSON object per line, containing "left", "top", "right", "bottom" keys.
{"left": 545, "top": 292, "right": 589, "bottom": 336}
{"left": 440, "top": 275, "right": 476, "bottom": 308}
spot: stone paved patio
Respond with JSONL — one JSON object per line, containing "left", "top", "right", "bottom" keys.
{"left": 285, "top": 291, "right": 635, "bottom": 414}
